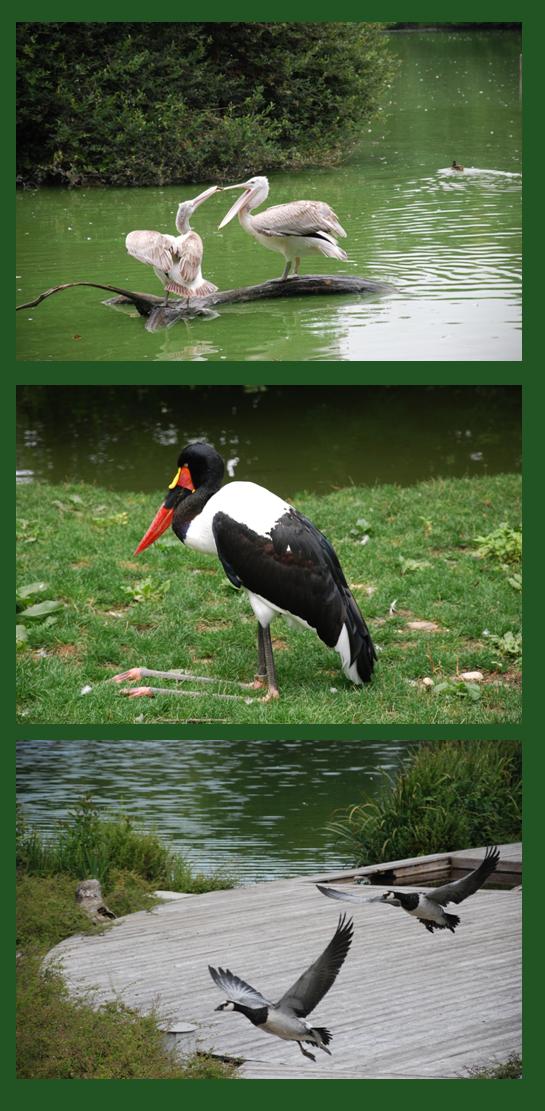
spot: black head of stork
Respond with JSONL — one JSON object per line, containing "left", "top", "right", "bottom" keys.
{"left": 120, "top": 441, "right": 376, "bottom": 702}
{"left": 135, "top": 441, "right": 224, "bottom": 555}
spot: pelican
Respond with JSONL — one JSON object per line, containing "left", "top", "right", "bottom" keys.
{"left": 218, "top": 175, "right": 348, "bottom": 279}
{"left": 126, "top": 186, "right": 219, "bottom": 303}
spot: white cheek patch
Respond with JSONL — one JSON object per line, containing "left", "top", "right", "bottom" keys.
{"left": 225, "top": 1001, "right": 235, "bottom": 1011}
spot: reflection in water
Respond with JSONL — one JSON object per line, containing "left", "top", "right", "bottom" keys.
{"left": 16, "top": 31, "right": 521, "bottom": 362}
{"left": 16, "top": 739, "right": 414, "bottom": 883}
{"left": 16, "top": 385, "right": 521, "bottom": 497}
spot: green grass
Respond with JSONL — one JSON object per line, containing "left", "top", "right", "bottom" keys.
{"left": 17, "top": 808, "right": 237, "bottom": 1080}
{"left": 16, "top": 797, "right": 232, "bottom": 892}
{"left": 327, "top": 740, "right": 521, "bottom": 866}
{"left": 464, "top": 1054, "right": 522, "bottom": 1079}
{"left": 16, "top": 474, "right": 522, "bottom": 723}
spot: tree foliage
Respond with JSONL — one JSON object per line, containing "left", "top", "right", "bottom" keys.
{"left": 16, "top": 22, "right": 395, "bottom": 186}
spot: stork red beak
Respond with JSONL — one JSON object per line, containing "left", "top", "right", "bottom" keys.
{"left": 135, "top": 464, "right": 195, "bottom": 555}
{"left": 218, "top": 185, "right": 253, "bottom": 229}
{"left": 134, "top": 506, "right": 173, "bottom": 555}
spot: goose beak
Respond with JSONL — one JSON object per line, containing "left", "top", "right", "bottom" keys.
{"left": 218, "top": 184, "right": 253, "bottom": 229}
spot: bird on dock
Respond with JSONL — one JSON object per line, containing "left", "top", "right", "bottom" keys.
{"left": 316, "top": 846, "right": 500, "bottom": 934}
{"left": 76, "top": 879, "right": 116, "bottom": 924}
{"left": 209, "top": 913, "right": 353, "bottom": 1061}
{"left": 125, "top": 186, "right": 219, "bottom": 304}
{"left": 113, "top": 441, "right": 376, "bottom": 701}
{"left": 218, "top": 175, "right": 348, "bottom": 279}
{"left": 451, "top": 160, "right": 465, "bottom": 172}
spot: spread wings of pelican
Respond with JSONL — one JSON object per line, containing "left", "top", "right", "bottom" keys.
{"left": 218, "top": 175, "right": 348, "bottom": 279}
{"left": 126, "top": 186, "right": 219, "bottom": 303}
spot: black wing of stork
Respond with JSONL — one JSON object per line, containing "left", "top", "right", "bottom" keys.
{"left": 211, "top": 507, "right": 375, "bottom": 682}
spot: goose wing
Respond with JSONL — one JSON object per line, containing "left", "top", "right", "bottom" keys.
{"left": 178, "top": 231, "right": 203, "bottom": 283}
{"left": 125, "top": 230, "right": 177, "bottom": 272}
{"left": 208, "top": 965, "right": 271, "bottom": 1008}
{"left": 427, "top": 846, "right": 500, "bottom": 906}
{"left": 316, "top": 884, "right": 383, "bottom": 905}
{"left": 252, "top": 200, "right": 347, "bottom": 240}
{"left": 275, "top": 914, "right": 353, "bottom": 1018}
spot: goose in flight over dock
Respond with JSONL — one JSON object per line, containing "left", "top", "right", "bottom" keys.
{"left": 126, "top": 186, "right": 219, "bottom": 303}
{"left": 218, "top": 175, "right": 348, "bottom": 279}
{"left": 209, "top": 914, "right": 353, "bottom": 1061}
{"left": 113, "top": 441, "right": 376, "bottom": 701}
{"left": 317, "top": 846, "right": 500, "bottom": 933}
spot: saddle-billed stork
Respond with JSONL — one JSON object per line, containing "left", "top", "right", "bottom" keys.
{"left": 114, "top": 441, "right": 376, "bottom": 700}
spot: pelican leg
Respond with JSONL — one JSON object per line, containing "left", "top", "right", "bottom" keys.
{"left": 280, "top": 260, "right": 291, "bottom": 281}
{"left": 260, "top": 625, "right": 280, "bottom": 701}
{"left": 294, "top": 256, "right": 301, "bottom": 275}
{"left": 297, "top": 1043, "right": 316, "bottom": 1062}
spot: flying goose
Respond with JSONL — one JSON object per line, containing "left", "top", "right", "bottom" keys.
{"left": 316, "top": 846, "right": 500, "bottom": 933}
{"left": 208, "top": 913, "right": 353, "bottom": 1061}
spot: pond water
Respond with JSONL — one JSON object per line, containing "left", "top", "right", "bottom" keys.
{"left": 16, "top": 385, "right": 521, "bottom": 496}
{"left": 16, "top": 738, "right": 414, "bottom": 882}
{"left": 16, "top": 30, "right": 521, "bottom": 362}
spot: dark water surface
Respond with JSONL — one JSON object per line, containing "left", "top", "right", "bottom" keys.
{"left": 16, "top": 739, "right": 413, "bottom": 882}
{"left": 16, "top": 31, "right": 521, "bottom": 361}
{"left": 16, "top": 385, "right": 521, "bottom": 497}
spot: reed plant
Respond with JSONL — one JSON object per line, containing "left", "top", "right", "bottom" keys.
{"left": 328, "top": 740, "right": 521, "bottom": 865}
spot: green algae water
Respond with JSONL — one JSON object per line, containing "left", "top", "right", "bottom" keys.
{"left": 16, "top": 31, "right": 521, "bottom": 362}
{"left": 16, "top": 738, "right": 413, "bottom": 882}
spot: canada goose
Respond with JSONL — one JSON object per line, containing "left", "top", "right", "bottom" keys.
{"left": 209, "top": 913, "right": 353, "bottom": 1061}
{"left": 316, "top": 846, "right": 500, "bottom": 933}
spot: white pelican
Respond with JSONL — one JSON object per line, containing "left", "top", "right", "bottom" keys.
{"left": 126, "top": 186, "right": 219, "bottom": 303}
{"left": 218, "top": 175, "right": 348, "bottom": 279}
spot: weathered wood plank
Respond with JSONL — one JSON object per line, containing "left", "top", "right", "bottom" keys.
{"left": 45, "top": 845, "right": 521, "bottom": 1080}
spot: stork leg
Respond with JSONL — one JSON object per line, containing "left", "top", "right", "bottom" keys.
{"left": 111, "top": 667, "right": 252, "bottom": 689}
{"left": 250, "top": 625, "right": 268, "bottom": 690}
{"left": 261, "top": 625, "right": 280, "bottom": 701}
{"left": 297, "top": 1042, "right": 316, "bottom": 1062}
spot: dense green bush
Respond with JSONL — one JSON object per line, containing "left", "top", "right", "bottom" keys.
{"left": 16, "top": 797, "right": 231, "bottom": 892}
{"left": 328, "top": 740, "right": 521, "bottom": 865}
{"left": 16, "top": 22, "right": 395, "bottom": 186}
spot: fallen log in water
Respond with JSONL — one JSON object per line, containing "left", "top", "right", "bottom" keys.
{"left": 16, "top": 274, "right": 392, "bottom": 332}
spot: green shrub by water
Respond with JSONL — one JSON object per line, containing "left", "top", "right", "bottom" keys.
{"left": 16, "top": 797, "right": 231, "bottom": 893}
{"left": 17, "top": 22, "right": 395, "bottom": 187}
{"left": 328, "top": 740, "right": 521, "bottom": 865}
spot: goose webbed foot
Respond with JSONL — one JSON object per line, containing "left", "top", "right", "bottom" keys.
{"left": 298, "top": 1043, "right": 316, "bottom": 1062}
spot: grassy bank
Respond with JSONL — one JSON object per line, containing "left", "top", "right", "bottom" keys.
{"left": 16, "top": 474, "right": 521, "bottom": 724}
{"left": 16, "top": 804, "right": 236, "bottom": 1080}
{"left": 327, "top": 740, "right": 522, "bottom": 865}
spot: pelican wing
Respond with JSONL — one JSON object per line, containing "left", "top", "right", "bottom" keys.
{"left": 252, "top": 200, "right": 346, "bottom": 240}
{"left": 208, "top": 966, "right": 271, "bottom": 1008}
{"left": 427, "top": 846, "right": 500, "bottom": 906}
{"left": 178, "top": 231, "right": 203, "bottom": 283}
{"left": 316, "top": 884, "right": 382, "bottom": 905}
{"left": 125, "top": 230, "right": 177, "bottom": 272}
{"left": 275, "top": 914, "right": 353, "bottom": 1018}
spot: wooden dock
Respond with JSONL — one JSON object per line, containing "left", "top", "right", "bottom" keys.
{"left": 46, "top": 844, "right": 521, "bottom": 1080}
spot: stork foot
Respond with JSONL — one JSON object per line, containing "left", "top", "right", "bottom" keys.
{"left": 111, "top": 667, "right": 253, "bottom": 689}
{"left": 120, "top": 685, "right": 155, "bottom": 698}
{"left": 260, "top": 686, "right": 280, "bottom": 703}
{"left": 250, "top": 674, "right": 267, "bottom": 690}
